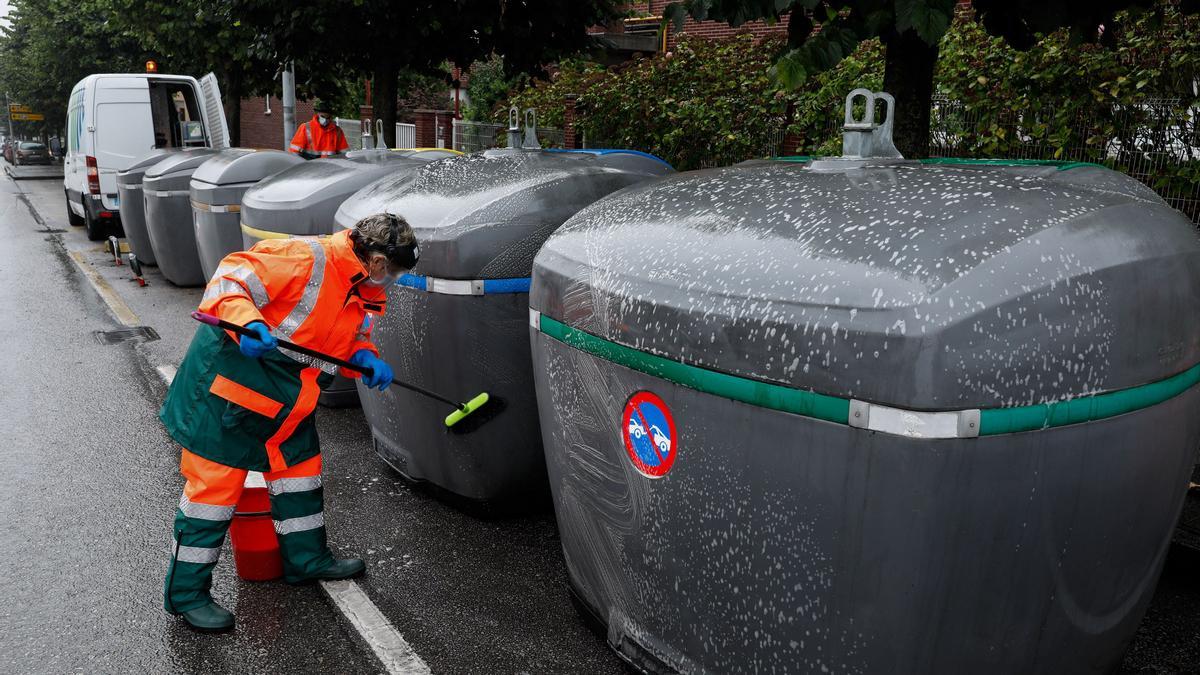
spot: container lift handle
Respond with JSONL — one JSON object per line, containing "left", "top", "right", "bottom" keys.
{"left": 523, "top": 108, "right": 541, "bottom": 150}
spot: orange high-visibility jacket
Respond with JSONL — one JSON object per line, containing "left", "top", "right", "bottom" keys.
{"left": 289, "top": 114, "right": 350, "bottom": 157}
{"left": 159, "top": 230, "right": 387, "bottom": 471}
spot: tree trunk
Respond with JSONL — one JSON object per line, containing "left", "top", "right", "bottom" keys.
{"left": 373, "top": 58, "right": 398, "bottom": 148}
{"left": 882, "top": 30, "right": 939, "bottom": 158}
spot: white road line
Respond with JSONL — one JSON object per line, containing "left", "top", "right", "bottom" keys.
{"left": 156, "top": 364, "right": 177, "bottom": 386}
{"left": 150, "top": 331, "right": 424, "bottom": 673}
{"left": 320, "top": 579, "right": 432, "bottom": 674}
{"left": 67, "top": 250, "right": 141, "bottom": 327}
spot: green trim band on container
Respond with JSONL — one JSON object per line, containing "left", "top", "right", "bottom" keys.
{"left": 537, "top": 313, "right": 1200, "bottom": 437}
{"left": 538, "top": 314, "right": 850, "bottom": 425}
{"left": 916, "top": 157, "right": 1106, "bottom": 171}
{"left": 767, "top": 156, "right": 1105, "bottom": 171}
{"left": 979, "top": 363, "right": 1200, "bottom": 435}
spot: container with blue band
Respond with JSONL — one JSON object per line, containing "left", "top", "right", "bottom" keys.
{"left": 334, "top": 145, "right": 673, "bottom": 503}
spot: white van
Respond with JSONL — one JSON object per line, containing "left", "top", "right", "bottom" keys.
{"left": 64, "top": 72, "right": 229, "bottom": 240}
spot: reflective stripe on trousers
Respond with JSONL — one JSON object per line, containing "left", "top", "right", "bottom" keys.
{"left": 274, "top": 512, "right": 324, "bottom": 535}
{"left": 171, "top": 539, "right": 221, "bottom": 564}
{"left": 178, "top": 494, "right": 236, "bottom": 521}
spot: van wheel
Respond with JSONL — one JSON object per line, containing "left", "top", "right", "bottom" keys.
{"left": 83, "top": 202, "right": 107, "bottom": 241}
{"left": 66, "top": 192, "right": 84, "bottom": 227}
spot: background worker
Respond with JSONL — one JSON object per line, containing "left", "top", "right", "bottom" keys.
{"left": 289, "top": 99, "right": 349, "bottom": 159}
{"left": 160, "top": 214, "right": 419, "bottom": 633}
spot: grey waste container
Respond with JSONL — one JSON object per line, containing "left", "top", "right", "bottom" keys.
{"left": 529, "top": 91, "right": 1200, "bottom": 673}
{"left": 116, "top": 149, "right": 183, "bottom": 266}
{"left": 190, "top": 149, "right": 304, "bottom": 280}
{"left": 239, "top": 149, "right": 456, "bottom": 248}
{"left": 241, "top": 148, "right": 457, "bottom": 407}
{"left": 334, "top": 147, "right": 674, "bottom": 503}
{"left": 143, "top": 149, "right": 221, "bottom": 286}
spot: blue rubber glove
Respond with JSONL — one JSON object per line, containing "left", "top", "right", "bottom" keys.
{"left": 350, "top": 349, "right": 393, "bottom": 391}
{"left": 239, "top": 321, "right": 278, "bottom": 359}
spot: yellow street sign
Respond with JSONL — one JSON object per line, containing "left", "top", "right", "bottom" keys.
{"left": 11, "top": 112, "right": 44, "bottom": 121}
{"left": 8, "top": 104, "right": 31, "bottom": 114}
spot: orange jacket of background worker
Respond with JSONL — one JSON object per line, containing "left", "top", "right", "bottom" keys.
{"left": 289, "top": 100, "right": 349, "bottom": 158}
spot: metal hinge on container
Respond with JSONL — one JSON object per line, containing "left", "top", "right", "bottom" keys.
{"left": 841, "top": 88, "right": 903, "bottom": 160}
{"left": 506, "top": 106, "right": 541, "bottom": 150}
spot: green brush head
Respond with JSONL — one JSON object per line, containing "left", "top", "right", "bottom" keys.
{"left": 444, "top": 392, "right": 490, "bottom": 428}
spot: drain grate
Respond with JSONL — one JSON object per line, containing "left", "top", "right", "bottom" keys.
{"left": 93, "top": 326, "right": 160, "bottom": 345}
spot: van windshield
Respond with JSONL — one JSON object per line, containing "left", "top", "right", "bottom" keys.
{"left": 149, "top": 81, "right": 205, "bottom": 148}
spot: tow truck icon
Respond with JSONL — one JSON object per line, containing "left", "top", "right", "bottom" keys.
{"left": 628, "top": 416, "right": 671, "bottom": 458}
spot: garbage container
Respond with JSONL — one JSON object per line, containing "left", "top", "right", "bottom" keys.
{"left": 190, "top": 149, "right": 304, "bottom": 280}
{"left": 240, "top": 148, "right": 459, "bottom": 407}
{"left": 529, "top": 90, "right": 1200, "bottom": 673}
{"left": 334, "top": 113, "right": 673, "bottom": 504}
{"left": 239, "top": 149, "right": 457, "bottom": 249}
{"left": 143, "top": 148, "right": 221, "bottom": 286}
{"left": 116, "top": 149, "right": 183, "bottom": 266}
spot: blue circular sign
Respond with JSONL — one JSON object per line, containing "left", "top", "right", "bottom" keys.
{"left": 621, "top": 391, "right": 677, "bottom": 478}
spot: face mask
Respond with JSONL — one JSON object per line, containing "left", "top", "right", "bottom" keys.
{"left": 318, "top": 115, "right": 329, "bottom": 126}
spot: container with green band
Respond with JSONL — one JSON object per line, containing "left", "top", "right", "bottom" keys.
{"left": 529, "top": 89, "right": 1200, "bottom": 673}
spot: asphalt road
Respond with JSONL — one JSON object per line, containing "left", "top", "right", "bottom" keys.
{"left": 0, "top": 165, "right": 1197, "bottom": 673}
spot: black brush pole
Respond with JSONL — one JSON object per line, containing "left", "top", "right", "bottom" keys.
{"left": 192, "top": 311, "right": 465, "bottom": 411}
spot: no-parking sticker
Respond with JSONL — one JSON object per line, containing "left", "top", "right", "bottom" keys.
{"left": 621, "top": 391, "right": 677, "bottom": 479}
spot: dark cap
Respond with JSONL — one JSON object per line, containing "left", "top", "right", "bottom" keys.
{"left": 313, "top": 99, "right": 334, "bottom": 114}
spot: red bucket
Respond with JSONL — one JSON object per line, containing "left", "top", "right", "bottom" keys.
{"left": 228, "top": 472, "right": 282, "bottom": 581}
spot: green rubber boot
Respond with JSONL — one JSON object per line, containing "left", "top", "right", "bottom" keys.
{"left": 288, "top": 557, "right": 366, "bottom": 585}
{"left": 177, "top": 601, "right": 235, "bottom": 633}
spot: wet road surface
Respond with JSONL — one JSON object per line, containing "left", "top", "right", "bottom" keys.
{"left": 1, "top": 165, "right": 1197, "bottom": 673}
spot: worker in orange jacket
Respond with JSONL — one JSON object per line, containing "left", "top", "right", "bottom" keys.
{"left": 160, "top": 214, "right": 419, "bottom": 632}
{"left": 289, "top": 100, "right": 349, "bottom": 159}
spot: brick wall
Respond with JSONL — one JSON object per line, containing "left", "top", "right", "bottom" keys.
{"left": 239, "top": 95, "right": 315, "bottom": 150}
{"left": 637, "top": 1, "right": 789, "bottom": 50}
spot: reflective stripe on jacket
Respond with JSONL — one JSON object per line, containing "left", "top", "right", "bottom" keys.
{"left": 288, "top": 115, "right": 349, "bottom": 156}
{"left": 160, "top": 230, "right": 387, "bottom": 471}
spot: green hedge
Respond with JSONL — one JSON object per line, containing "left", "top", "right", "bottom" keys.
{"left": 499, "top": 6, "right": 1199, "bottom": 201}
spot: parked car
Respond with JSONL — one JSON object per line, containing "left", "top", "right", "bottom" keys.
{"left": 15, "top": 142, "right": 51, "bottom": 165}
{"left": 1, "top": 139, "right": 12, "bottom": 163}
{"left": 63, "top": 72, "right": 229, "bottom": 240}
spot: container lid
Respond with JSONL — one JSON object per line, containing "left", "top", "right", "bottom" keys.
{"left": 190, "top": 149, "right": 303, "bottom": 188}
{"left": 144, "top": 148, "right": 221, "bottom": 182}
{"left": 532, "top": 158, "right": 1200, "bottom": 413}
{"left": 334, "top": 149, "right": 673, "bottom": 279}
{"left": 117, "top": 148, "right": 184, "bottom": 185}
{"left": 241, "top": 155, "right": 437, "bottom": 235}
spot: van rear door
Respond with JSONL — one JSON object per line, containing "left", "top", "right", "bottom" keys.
{"left": 198, "top": 73, "right": 231, "bottom": 149}
{"left": 93, "top": 77, "right": 154, "bottom": 202}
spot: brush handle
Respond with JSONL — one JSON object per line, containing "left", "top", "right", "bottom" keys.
{"left": 191, "top": 311, "right": 465, "bottom": 410}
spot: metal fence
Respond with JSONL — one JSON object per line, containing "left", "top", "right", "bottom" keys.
{"left": 334, "top": 119, "right": 418, "bottom": 150}
{"left": 453, "top": 119, "right": 565, "bottom": 153}
{"left": 396, "top": 123, "right": 416, "bottom": 148}
{"left": 927, "top": 95, "right": 1200, "bottom": 223}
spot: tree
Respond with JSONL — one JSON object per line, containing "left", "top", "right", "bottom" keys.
{"left": 0, "top": 0, "right": 146, "bottom": 135}
{"left": 109, "top": 0, "right": 285, "bottom": 146}
{"left": 235, "top": 0, "right": 627, "bottom": 147}
{"left": 664, "top": 0, "right": 1200, "bottom": 157}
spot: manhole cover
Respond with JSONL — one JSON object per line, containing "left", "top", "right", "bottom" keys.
{"left": 93, "top": 326, "right": 160, "bottom": 345}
